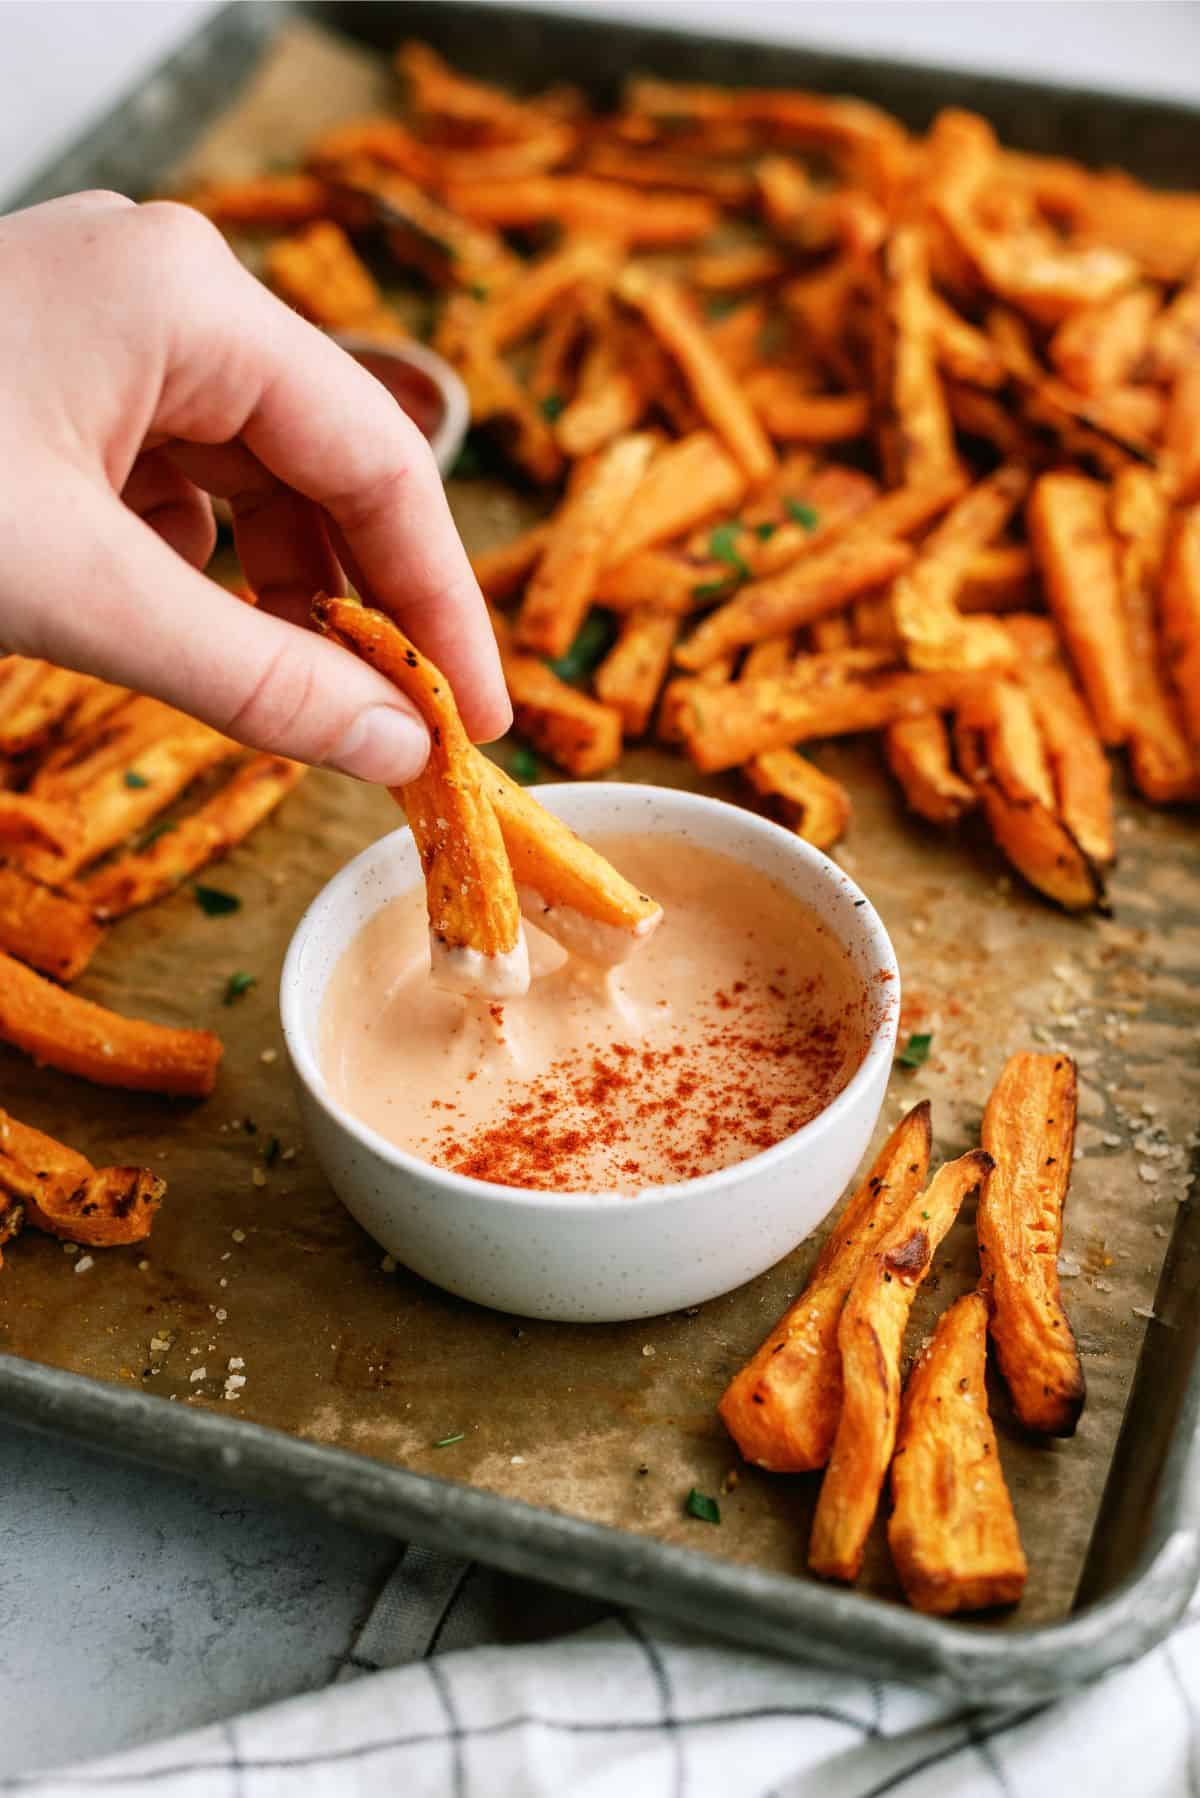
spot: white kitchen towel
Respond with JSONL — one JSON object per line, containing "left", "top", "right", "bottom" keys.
{"left": 6, "top": 1543, "right": 1200, "bottom": 1797}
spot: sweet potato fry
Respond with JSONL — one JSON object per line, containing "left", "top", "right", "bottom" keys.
{"left": 398, "top": 39, "right": 555, "bottom": 143}
{"left": 181, "top": 173, "right": 332, "bottom": 229}
{"left": 306, "top": 116, "right": 434, "bottom": 183}
{"left": 1048, "top": 286, "right": 1158, "bottom": 395}
{"left": 604, "top": 432, "right": 747, "bottom": 567}
{"left": 809, "top": 1149, "right": 993, "bottom": 1583}
{"left": 743, "top": 751, "right": 850, "bottom": 849}
{"left": 0, "top": 662, "right": 93, "bottom": 756}
{"left": 1164, "top": 362, "right": 1200, "bottom": 502}
{"left": 17, "top": 716, "right": 239, "bottom": 887}
{"left": 1002, "top": 618, "right": 1115, "bottom": 865}
{"left": 888, "top": 1291, "right": 1028, "bottom": 1614}
{"left": 28, "top": 695, "right": 180, "bottom": 802}
{"left": 584, "top": 143, "right": 755, "bottom": 204}
{"left": 1144, "top": 271, "right": 1200, "bottom": 382}
{"left": 616, "top": 270, "right": 776, "bottom": 483}
{"left": 444, "top": 176, "right": 719, "bottom": 247}
{"left": 483, "top": 239, "right": 616, "bottom": 351}
{"left": 690, "top": 246, "right": 787, "bottom": 291}
{"left": 705, "top": 297, "right": 772, "bottom": 378}
{"left": 490, "top": 608, "right": 624, "bottom": 778}
{"left": 517, "top": 433, "right": 656, "bottom": 658}
{"left": 852, "top": 593, "right": 901, "bottom": 651}
{"left": 79, "top": 755, "right": 305, "bottom": 921}
{"left": 720, "top": 1103, "right": 933, "bottom": 1473}
{"left": 679, "top": 661, "right": 969, "bottom": 772}
{"left": 0, "top": 867, "right": 104, "bottom": 981}
{"left": 890, "top": 467, "right": 1027, "bottom": 672}
{"left": 474, "top": 754, "right": 661, "bottom": 964}
{"left": 739, "top": 637, "right": 793, "bottom": 681}
{"left": 529, "top": 293, "right": 588, "bottom": 407}
{"left": 927, "top": 293, "right": 1007, "bottom": 388}
{"left": 0, "top": 1111, "right": 165, "bottom": 1247}
{"left": 657, "top": 655, "right": 735, "bottom": 747}
{"left": 0, "top": 952, "right": 221, "bottom": 1095}
{"left": 0, "top": 793, "right": 79, "bottom": 857}
{"left": 979, "top": 1052, "right": 1084, "bottom": 1436}
{"left": 594, "top": 552, "right": 720, "bottom": 616}
{"left": 809, "top": 615, "right": 854, "bottom": 652}
{"left": 554, "top": 309, "right": 661, "bottom": 457}
{"left": 885, "top": 714, "right": 976, "bottom": 825}
{"left": 264, "top": 221, "right": 401, "bottom": 334}
{"left": 435, "top": 294, "right": 562, "bottom": 483}
{"left": 1027, "top": 472, "right": 1135, "bottom": 745}
{"left": 674, "top": 538, "right": 912, "bottom": 671}
{"left": 593, "top": 608, "right": 678, "bottom": 736}
{"left": 1161, "top": 505, "right": 1200, "bottom": 749}
{"left": 874, "top": 225, "right": 959, "bottom": 488}
{"left": 744, "top": 375, "right": 871, "bottom": 444}
{"left": 471, "top": 524, "right": 552, "bottom": 603}
{"left": 334, "top": 163, "right": 519, "bottom": 294}
{"left": 684, "top": 464, "right": 880, "bottom": 583}
{"left": 314, "top": 597, "right": 528, "bottom": 996}
{"left": 958, "top": 545, "right": 1039, "bottom": 614}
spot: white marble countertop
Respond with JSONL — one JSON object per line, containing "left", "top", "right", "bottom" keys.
{"left": 0, "top": 0, "right": 1196, "bottom": 1778}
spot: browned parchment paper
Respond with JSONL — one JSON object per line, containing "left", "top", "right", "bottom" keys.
{"left": 1, "top": 21, "right": 1198, "bottom": 1628}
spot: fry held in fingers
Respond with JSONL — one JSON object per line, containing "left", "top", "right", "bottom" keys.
{"left": 888, "top": 1291, "right": 1027, "bottom": 1614}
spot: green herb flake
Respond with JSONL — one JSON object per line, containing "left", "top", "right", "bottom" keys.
{"left": 539, "top": 392, "right": 566, "bottom": 421}
{"left": 708, "top": 521, "right": 750, "bottom": 581}
{"left": 470, "top": 283, "right": 489, "bottom": 302}
{"left": 508, "top": 745, "right": 542, "bottom": 784}
{"left": 921, "top": 1209, "right": 930, "bottom": 1219}
{"left": 223, "top": 971, "right": 256, "bottom": 1006}
{"left": 138, "top": 819, "right": 176, "bottom": 850}
{"left": 896, "top": 1032, "right": 933, "bottom": 1069}
{"left": 785, "top": 498, "right": 821, "bottom": 532}
{"left": 264, "top": 1135, "right": 281, "bottom": 1168}
{"left": 755, "top": 521, "right": 778, "bottom": 541}
{"left": 684, "top": 1487, "right": 721, "bottom": 1525}
{"left": 433, "top": 1432, "right": 465, "bottom": 1448}
{"left": 549, "top": 610, "right": 615, "bottom": 683}
{"left": 194, "top": 885, "right": 241, "bottom": 917}
{"left": 123, "top": 770, "right": 150, "bottom": 789}
{"left": 691, "top": 577, "right": 738, "bottom": 602}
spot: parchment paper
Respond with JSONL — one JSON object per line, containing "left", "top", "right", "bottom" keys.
{"left": 1, "top": 20, "right": 1198, "bottom": 1627}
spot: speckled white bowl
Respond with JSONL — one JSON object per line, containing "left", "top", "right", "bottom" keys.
{"left": 281, "top": 784, "right": 899, "bottom": 1323}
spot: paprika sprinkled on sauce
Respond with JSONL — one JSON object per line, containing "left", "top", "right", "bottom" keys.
{"left": 321, "top": 834, "right": 870, "bottom": 1194}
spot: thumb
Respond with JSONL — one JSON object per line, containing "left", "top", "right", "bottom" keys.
{"left": 7, "top": 478, "right": 431, "bottom": 784}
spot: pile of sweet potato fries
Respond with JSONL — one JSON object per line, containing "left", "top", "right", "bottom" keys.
{"left": 722, "top": 1051, "right": 1079, "bottom": 1613}
{"left": 184, "top": 42, "right": 1199, "bottom": 910}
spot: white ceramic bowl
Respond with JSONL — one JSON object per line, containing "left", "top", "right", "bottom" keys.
{"left": 281, "top": 784, "right": 900, "bottom": 1323}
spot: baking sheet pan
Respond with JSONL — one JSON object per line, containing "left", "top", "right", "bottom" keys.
{"left": 2, "top": 0, "right": 1199, "bottom": 1702}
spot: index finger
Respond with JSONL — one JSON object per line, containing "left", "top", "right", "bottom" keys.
{"left": 144, "top": 203, "right": 511, "bottom": 742}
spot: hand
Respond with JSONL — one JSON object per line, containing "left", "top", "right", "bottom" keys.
{"left": 0, "top": 191, "right": 511, "bottom": 783}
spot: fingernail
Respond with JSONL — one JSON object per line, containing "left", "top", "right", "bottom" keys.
{"left": 325, "top": 705, "right": 429, "bottom": 784}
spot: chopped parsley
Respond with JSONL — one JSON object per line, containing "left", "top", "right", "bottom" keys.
{"left": 708, "top": 521, "right": 750, "bottom": 581}
{"left": 263, "top": 1135, "right": 281, "bottom": 1168}
{"left": 123, "top": 770, "right": 150, "bottom": 789}
{"left": 785, "top": 498, "right": 821, "bottom": 532}
{"left": 549, "top": 610, "right": 615, "bottom": 683}
{"left": 194, "top": 884, "right": 241, "bottom": 917}
{"left": 755, "top": 521, "right": 778, "bottom": 541}
{"left": 684, "top": 1487, "right": 721, "bottom": 1525}
{"left": 539, "top": 392, "right": 566, "bottom": 421}
{"left": 223, "top": 971, "right": 256, "bottom": 1005}
{"left": 508, "top": 745, "right": 542, "bottom": 784}
{"left": 470, "top": 283, "right": 489, "bottom": 302}
{"left": 896, "top": 1032, "right": 933, "bottom": 1069}
{"left": 433, "top": 1432, "right": 465, "bottom": 1448}
{"left": 691, "top": 576, "right": 738, "bottom": 602}
{"left": 138, "top": 819, "right": 176, "bottom": 850}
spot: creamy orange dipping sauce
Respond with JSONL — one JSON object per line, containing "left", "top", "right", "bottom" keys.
{"left": 320, "top": 834, "right": 869, "bottom": 1194}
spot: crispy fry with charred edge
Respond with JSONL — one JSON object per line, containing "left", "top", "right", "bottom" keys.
{"left": 874, "top": 225, "right": 958, "bottom": 488}
{"left": 0, "top": 951, "right": 221, "bottom": 1095}
{"left": 264, "top": 222, "right": 401, "bottom": 334}
{"left": 516, "top": 433, "right": 656, "bottom": 658}
{"left": 1161, "top": 505, "right": 1200, "bottom": 750}
{"left": 436, "top": 295, "right": 562, "bottom": 483}
{"left": 955, "top": 680, "right": 1104, "bottom": 910}
{"left": 744, "top": 375, "right": 872, "bottom": 445}
{"left": 333, "top": 163, "right": 518, "bottom": 294}
{"left": 442, "top": 177, "right": 719, "bottom": 247}
{"left": 884, "top": 714, "right": 976, "bottom": 825}
{"left": 604, "top": 432, "right": 747, "bottom": 567}
{"left": 17, "top": 717, "right": 239, "bottom": 886}
{"left": 472, "top": 753, "right": 661, "bottom": 963}
{"left": 1027, "top": 472, "right": 1134, "bottom": 746}
{"left": 79, "top": 756, "right": 306, "bottom": 921}
{"left": 313, "top": 597, "right": 528, "bottom": 995}
{"left": 29, "top": 695, "right": 180, "bottom": 801}
{"left": 809, "top": 1149, "right": 993, "bottom": 1583}
{"left": 1048, "top": 286, "right": 1158, "bottom": 395}
{"left": 720, "top": 1103, "right": 933, "bottom": 1473}
{"left": 471, "top": 524, "right": 552, "bottom": 603}
{"left": 675, "top": 539, "right": 913, "bottom": 671}
{"left": 1109, "top": 469, "right": 1200, "bottom": 804}
{"left": 679, "top": 660, "right": 969, "bottom": 772}
{"left": 1002, "top": 617, "right": 1115, "bottom": 864}
{"left": 979, "top": 1052, "right": 1084, "bottom": 1436}
{"left": 0, "top": 662, "right": 94, "bottom": 756}
{"left": 743, "top": 752, "right": 850, "bottom": 849}
{"left": 890, "top": 467, "right": 1027, "bottom": 672}
{"left": 616, "top": 270, "right": 776, "bottom": 483}
{"left": 0, "top": 792, "right": 79, "bottom": 857}
{"left": 658, "top": 655, "right": 735, "bottom": 747}
{"left": 593, "top": 609, "right": 678, "bottom": 736}
{"left": 490, "top": 609, "right": 623, "bottom": 777}
{"left": 887, "top": 1291, "right": 1028, "bottom": 1615}
{"left": 0, "top": 868, "right": 104, "bottom": 982}
{"left": 180, "top": 173, "right": 332, "bottom": 229}
{"left": 0, "top": 1111, "right": 165, "bottom": 1248}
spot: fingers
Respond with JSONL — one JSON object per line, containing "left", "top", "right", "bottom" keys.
{"left": 129, "top": 207, "right": 510, "bottom": 740}
{"left": 8, "top": 470, "right": 432, "bottom": 784}
{"left": 122, "top": 449, "right": 216, "bottom": 570}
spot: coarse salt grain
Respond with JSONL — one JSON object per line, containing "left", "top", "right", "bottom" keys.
{"left": 228, "top": 1356, "right": 244, "bottom": 1370}
{"left": 189, "top": 1367, "right": 207, "bottom": 1383}
{"left": 641, "top": 1344, "right": 655, "bottom": 1358}
{"left": 260, "top": 1049, "right": 278, "bottom": 1064}
{"left": 215, "top": 1308, "right": 228, "bottom": 1323}
{"left": 251, "top": 1169, "right": 267, "bottom": 1188}
{"left": 1132, "top": 1306, "right": 1156, "bottom": 1320}
{"left": 231, "top": 1229, "right": 246, "bottom": 1243}
{"left": 74, "top": 1255, "right": 94, "bottom": 1274}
